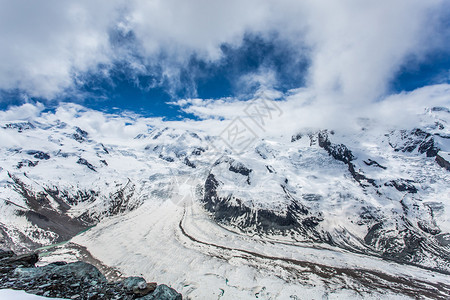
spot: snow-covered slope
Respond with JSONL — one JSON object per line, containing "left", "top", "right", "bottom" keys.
{"left": 201, "top": 126, "right": 450, "bottom": 272}
{"left": 0, "top": 110, "right": 212, "bottom": 252}
{"left": 0, "top": 103, "right": 449, "bottom": 298}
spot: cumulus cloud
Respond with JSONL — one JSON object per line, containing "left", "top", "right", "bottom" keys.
{"left": 0, "top": 0, "right": 122, "bottom": 98}
{"left": 127, "top": 0, "right": 270, "bottom": 61}
{"left": 0, "top": 102, "right": 44, "bottom": 121}
{"left": 301, "top": 0, "right": 448, "bottom": 102}
{"left": 0, "top": 0, "right": 448, "bottom": 108}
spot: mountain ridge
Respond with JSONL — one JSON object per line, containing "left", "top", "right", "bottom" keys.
{"left": 0, "top": 104, "right": 449, "bottom": 298}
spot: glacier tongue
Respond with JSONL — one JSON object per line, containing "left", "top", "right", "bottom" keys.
{"left": 0, "top": 104, "right": 449, "bottom": 298}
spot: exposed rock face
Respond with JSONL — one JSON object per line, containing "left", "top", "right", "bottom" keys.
{"left": 2, "top": 170, "right": 140, "bottom": 253}
{"left": 435, "top": 152, "right": 450, "bottom": 171}
{"left": 291, "top": 133, "right": 302, "bottom": 142}
{"left": 317, "top": 130, "right": 355, "bottom": 164}
{"left": 77, "top": 158, "right": 97, "bottom": 172}
{"left": 0, "top": 249, "right": 15, "bottom": 259}
{"left": 0, "top": 252, "right": 38, "bottom": 273}
{"left": 388, "top": 128, "right": 439, "bottom": 157}
{"left": 385, "top": 179, "right": 418, "bottom": 193}
{"left": 26, "top": 150, "right": 50, "bottom": 160}
{"left": 17, "top": 159, "right": 39, "bottom": 169}
{"left": 199, "top": 128, "right": 450, "bottom": 274}
{"left": 73, "top": 127, "right": 89, "bottom": 143}
{"left": 7, "top": 174, "right": 92, "bottom": 248}
{"left": 183, "top": 157, "right": 196, "bottom": 168}
{"left": 316, "top": 130, "right": 376, "bottom": 187}
{"left": 0, "top": 250, "right": 182, "bottom": 300}
{"left": 137, "top": 285, "right": 182, "bottom": 300}
{"left": 2, "top": 122, "right": 35, "bottom": 132}
{"left": 202, "top": 171, "right": 327, "bottom": 242}
{"left": 362, "top": 220, "right": 449, "bottom": 271}
{"left": 363, "top": 159, "right": 386, "bottom": 169}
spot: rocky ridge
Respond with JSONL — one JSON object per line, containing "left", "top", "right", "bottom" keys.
{"left": 0, "top": 249, "right": 181, "bottom": 299}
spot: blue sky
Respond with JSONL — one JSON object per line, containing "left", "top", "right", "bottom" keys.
{"left": 69, "top": 33, "right": 310, "bottom": 119}
{"left": 0, "top": 1, "right": 449, "bottom": 120}
{"left": 390, "top": 50, "right": 450, "bottom": 94}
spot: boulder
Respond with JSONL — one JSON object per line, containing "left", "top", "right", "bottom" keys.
{"left": 138, "top": 284, "right": 182, "bottom": 300}
{"left": 14, "top": 261, "right": 107, "bottom": 282}
{"left": 120, "top": 276, "right": 157, "bottom": 296}
{"left": 3, "top": 253, "right": 38, "bottom": 268}
{"left": 0, "top": 249, "right": 14, "bottom": 260}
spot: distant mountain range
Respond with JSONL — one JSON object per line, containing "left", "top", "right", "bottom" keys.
{"left": 0, "top": 104, "right": 449, "bottom": 298}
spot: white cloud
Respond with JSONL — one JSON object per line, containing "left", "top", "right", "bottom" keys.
{"left": 172, "top": 84, "right": 450, "bottom": 137}
{"left": 125, "top": 0, "right": 449, "bottom": 104}
{"left": 0, "top": 0, "right": 120, "bottom": 98}
{"left": 128, "top": 0, "right": 269, "bottom": 61}
{"left": 301, "top": 0, "right": 447, "bottom": 102}
{"left": 0, "top": 102, "right": 44, "bottom": 121}
{"left": 0, "top": 0, "right": 448, "bottom": 107}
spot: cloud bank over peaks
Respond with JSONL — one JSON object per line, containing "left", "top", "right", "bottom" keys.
{"left": 173, "top": 84, "right": 450, "bottom": 136}
{"left": 1, "top": 83, "right": 449, "bottom": 143}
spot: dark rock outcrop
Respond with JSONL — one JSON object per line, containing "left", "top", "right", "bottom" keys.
{"left": 348, "top": 164, "right": 376, "bottom": 187}
{"left": 216, "top": 157, "right": 253, "bottom": 185}
{"left": 363, "top": 221, "right": 450, "bottom": 272}
{"left": 9, "top": 174, "right": 91, "bottom": 245}
{"left": 100, "top": 143, "right": 109, "bottom": 154}
{"left": 363, "top": 159, "right": 387, "bottom": 169}
{"left": 183, "top": 157, "right": 196, "bottom": 168}
{"left": 228, "top": 163, "right": 252, "bottom": 177}
{"left": 152, "top": 127, "right": 168, "bottom": 140}
{"left": 137, "top": 285, "right": 182, "bottom": 300}
{"left": 202, "top": 174, "right": 326, "bottom": 240}
{"left": 0, "top": 250, "right": 182, "bottom": 300}
{"left": 435, "top": 152, "right": 450, "bottom": 171}
{"left": 73, "top": 127, "right": 89, "bottom": 143}
{"left": 431, "top": 106, "right": 450, "bottom": 113}
{"left": 385, "top": 179, "right": 418, "bottom": 193}
{"left": 77, "top": 158, "right": 97, "bottom": 172}
{"left": 417, "top": 221, "right": 441, "bottom": 235}
{"left": 26, "top": 150, "right": 50, "bottom": 160}
{"left": 317, "top": 131, "right": 355, "bottom": 164}
{"left": 0, "top": 252, "right": 38, "bottom": 273}
{"left": 291, "top": 133, "right": 302, "bottom": 142}
{"left": 3, "top": 122, "right": 35, "bottom": 132}
{"left": 389, "top": 129, "right": 439, "bottom": 157}
{"left": 0, "top": 249, "right": 15, "bottom": 259}
{"left": 315, "top": 131, "right": 376, "bottom": 187}
{"left": 107, "top": 179, "right": 137, "bottom": 215}
{"left": 159, "top": 155, "right": 175, "bottom": 162}
{"left": 17, "top": 159, "right": 39, "bottom": 169}
{"left": 191, "top": 147, "right": 205, "bottom": 156}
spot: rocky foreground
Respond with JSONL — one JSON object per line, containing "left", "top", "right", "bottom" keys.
{"left": 0, "top": 249, "right": 182, "bottom": 299}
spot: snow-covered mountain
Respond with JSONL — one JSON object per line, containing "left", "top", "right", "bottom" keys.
{"left": 0, "top": 103, "right": 449, "bottom": 298}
